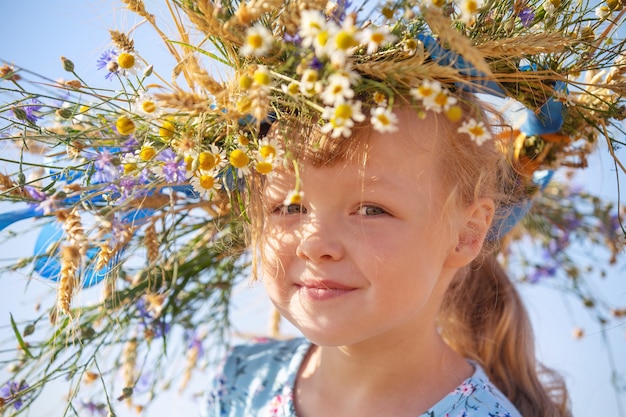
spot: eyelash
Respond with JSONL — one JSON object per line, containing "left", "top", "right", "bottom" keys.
{"left": 355, "top": 204, "right": 387, "bottom": 216}
{"left": 271, "top": 203, "right": 387, "bottom": 217}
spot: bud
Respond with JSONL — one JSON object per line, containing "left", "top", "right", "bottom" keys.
{"left": 61, "top": 56, "right": 75, "bottom": 72}
{"left": 64, "top": 80, "right": 82, "bottom": 89}
{"left": 23, "top": 323, "right": 35, "bottom": 337}
{"left": 143, "top": 64, "right": 154, "bottom": 78}
{"left": 56, "top": 108, "right": 73, "bottom": 119}
{"left": 11, "top": 106, "right": 28, "bottom": 121}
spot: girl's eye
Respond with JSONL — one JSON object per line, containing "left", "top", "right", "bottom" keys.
{"left": 274, "top": 204, "right": 307, "bottom": 215}
{"left": 355, "top": 205, "right": 386, "bottom": 216}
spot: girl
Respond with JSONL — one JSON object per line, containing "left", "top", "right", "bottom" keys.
{"left": 205, "top": 103, "right": 570, "bottom": 416}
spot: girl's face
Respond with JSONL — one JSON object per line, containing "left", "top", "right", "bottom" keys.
{"left": 261, "top": 110, "right": 472, "bottom": 348}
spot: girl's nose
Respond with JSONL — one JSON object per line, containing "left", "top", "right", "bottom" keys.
{"left": 295, "top": 220, "right": 345, "bottom": 262}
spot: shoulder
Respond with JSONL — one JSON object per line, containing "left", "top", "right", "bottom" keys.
{"left": 422, "top": 363, "right": 523, "bottom": 417}
{"left": 204, "top": 337, "right": 310, "bottom": 417}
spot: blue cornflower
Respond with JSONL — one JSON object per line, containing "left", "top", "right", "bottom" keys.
{"left": 1, "top": 380, "right": 30, "bottom": 410}
{"left": 158, "top": 148, "right": 187, "bottom": 183}
{"left": 96, "top": 48, "right": 119, "bottom": 80}
{"left": 91, "top": 150, "right": 121, "bottom": 184}
{"left": 518, "top": 8, "right": 535, "bottom": 27}
{"left": 13, "top": 98, "right": 43, "bottom": 123}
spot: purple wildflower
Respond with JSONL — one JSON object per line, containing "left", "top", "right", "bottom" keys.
{"left": 158, "top": 148, "right": 187, "bottom": 183}
{"left": 91, "top": 150, "right": 121, "bottom": 184}
{"left": 518, "top": 8, "right": 535, "bottom": 27}
{"left": 96, "top": 48, "right": 119, "bottom": 81}
{"left": 13, "top": 98, "right": 43, "bottom": 123}
{"left": 309, "top": 56, "right": 324, "bottom": 71}
{"left": 330, "top": 0, "right": 352, "bottom": 23}
{"left": 185, "top": 330, "right": 205, "bottom": 357}
{"left": 1, "top": 380, "right": 30, "bottom": 410}
{"left": 79, "top": 399, "right": 107, "bottom": 416}
{"left": 283, "top": 33, "right": 302, "bottom": 45}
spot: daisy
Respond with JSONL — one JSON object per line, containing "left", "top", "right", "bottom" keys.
{"left": 553, "top": 90, "right": 575, "bottom": 107}
{"left": 358, "top": 26, "right": 397, "bottom": 55}
{"left": 229, "top": 148, "right": 252, "bottom": 177}
{"left": 253, "top": 65, "right": 272, "bottom": 87}
{"left": 426, "top": 88, "right": 458, "bottom": 113}
{"left": 116, "top": 114, "right": 136, "bottom": 136}
{"left": 257, "top": 138, "right": 284, "bottom": 164}
{"left": 138, "top": 140, "right": 157, "bottom": 162}
{"left": 370, "top": 107, "right": 399, "bottom": 133}
{"left": 320, "top": 72, "right": 355, "bottom": 105}
{"left": 133, "top": 92, "right": 162, "bottom": 119}
{"left": 321, "top": 100, "right": 366, "bottom": 138}
{"left": 300, "top": 69, "right": 323, "bottom": 97}
{"left": 190, "top": 172, "right": 222, "bottom": 198}
{"left": 299, "top": 10, "right": 328, "bottom": 48}
{"left": 457, "top": 0, "right": 483, "bottom": 24}
{"left": 116, "top": 51, "right": 144, "bottom": 76}
{"left": 240, "top": 23, "right": 274, "bottom": 57}
{"left": 542, "top": 0, "right": 559, "bottom": 15}
{"left": 458, "top": 119, "right": 492, "bottom": 145}
{"left": 410, "top": 79, "right": 443, "bottom": 103}
{"left": 283, "top": 189, "right": 304, "bottom": 206}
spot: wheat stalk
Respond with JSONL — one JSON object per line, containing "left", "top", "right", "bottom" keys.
{"left": 109, "top": 30, "right": 135, "bottom": 53}
{"left": 57, "top": 245, "right": 81, "bottom": 317}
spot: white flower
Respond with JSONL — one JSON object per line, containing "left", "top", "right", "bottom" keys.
{"left": 283, "top": 189, "right": 304, "bottom": 206}
{"left": 411, "top": 79, "right": 443, "bottom": 101}
{"left": 542, "top": 0, "right": 558, "bottom": 15}
{"left": 256, "top": 138, "right": 284, "bottom": 164}
{"left": 320, "top": 72, "right": 355, "bottom": 105}
{"left": 240, "top": 23, "right": 274, "bottom": 57}
{"left": 457, "top": 0, "right": 483, "bottom": 24}
{"left": 595, "top": 5, "right": 611, "bottom": 18}
{"left": 370, "top": 107, "right": 399, "bottom": 133}
{"left": 300, "top": 69, "right": 323, "bottom": 97}
{"left": 133, "top": 92, "right": 162, "bottom": 119}
{"left": 358, "top": 26, "right": 397, "bottom": 55}
{"left": 553, "top": 90, "right": 576, "bottom": 107}
{"left": 299, "top": 10, "right": 328, "bottom": 48}
{"left": 458, "top": 119, "right": 492, "bottom": 145}
{"left": 116, "top": 51, "right": 144, "bottom": 76}
{"left": 190, "top": 172, "right": 222, "bottom": 198}
{"left": 321, "top": 100, "right": 366, "bottom": 138}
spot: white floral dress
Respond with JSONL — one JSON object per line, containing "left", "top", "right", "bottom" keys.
{"left": 204, "top": 338, "right": 522, "bottom": 417}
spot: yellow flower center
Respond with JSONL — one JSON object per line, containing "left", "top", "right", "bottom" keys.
{"left": 247, "top": 33, "right": 264, "bottom": 49}
{"left": 445, "top": 105, "right": 463, "bottom": 122}
{"left": 124, "top": 163, "right": 137, "bottom": 174}
{"left": 469, "top": 125, "right": 486, "bottom": 137}
{"left": 466, "top": 0, "right": 479, "bottom": 13}
{"left": 253, "top": 69, "right": 271, "bottom": 86}
{"left": 199, "top": 151, "right": 217, "bottom": 170}
{"left": 432, "top": 0, "right": 445, "bottom": 7}
{"left": 259, "top": 145, "right": 276, "bottom": 160}
{"left": 116, "top": 115, "right": 136, "bottom": 135}
{"left": 238, "top": 135, "right": 250, "bottom": 145}
{"left": 418, "top": 85, "right": 434, "bottom": 97}
{"left": 335, "top": 31, "right": 357, "bottom": 50}
{"left": 229, "top": 149, "right": 250, "bottom": 168}
{"left": 140, "top": 146, "right": 156, "bottom": 161}
{"left": 376, "top": 113, "right": 390, "bottom": 126}
{"left": 317, "top": 30, "right": 330, "bottom": 47}
{"left": 287, "top": 191, "right": 302, "bottom": 205}
{"left": 117, "top": 52, "right": 136, "bottom": 70}
{"left": 159, "top": 120, "right": 176, "bottom": 138}
{"left": 434, "top": 92, "right": 449, "bottom": 107}
{"left": 335, "top": 103, "right": 353, "bottom": 120}
{"left": 199, "top": 174, "right": 215, "bottom": 190}
{"left": 255, "top": 161, "right": 273, "bottom": 175}
{"left": 142, "top": 100, "right": 157, "bottom": 114}
{"left": 239, "top": 75, "right": 253, "bottom": 90}
{"left": 287, "top": 82, "right": 299, "bottom": 95}
{"left": 237, "top": 97, "right": 252, "bottom": 113}
{"left": 371, "top": 32, "right": 385, "bottom": 44}
{"left": 184, "top": 155, "right": 194, "bottom": 171}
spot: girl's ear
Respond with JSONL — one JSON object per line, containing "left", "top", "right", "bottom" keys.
{"left": 445, "top": 198, "right": 495, "bottom": 268}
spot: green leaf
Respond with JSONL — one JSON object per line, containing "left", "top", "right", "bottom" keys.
{"left": 10, "top": 313, "right": 34, "bottom": 359}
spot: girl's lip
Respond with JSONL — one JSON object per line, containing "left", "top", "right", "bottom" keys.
{"left": 296, "top": 280, "right": 358, "bottom": 301}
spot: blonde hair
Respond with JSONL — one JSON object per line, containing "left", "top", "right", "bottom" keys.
{"left": 246, "top": 98, "right": 570, "bottom": 416}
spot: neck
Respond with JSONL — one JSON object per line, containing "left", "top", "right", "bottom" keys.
{"left": 296, "top": 327, "right": 473, "bottom": 417}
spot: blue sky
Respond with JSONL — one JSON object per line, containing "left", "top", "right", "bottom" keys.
{"left": 1, "top": 1, "right": 625, "bottom": 416}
